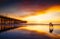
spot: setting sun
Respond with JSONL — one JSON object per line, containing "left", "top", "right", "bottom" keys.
{"left": 0, "top": 0, "right": 60, "bottom": 39}
{"left": 21, "top": 5, "right": 60, "bottom": 24}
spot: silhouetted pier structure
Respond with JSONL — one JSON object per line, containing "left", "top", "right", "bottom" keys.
{"left": 0, "top": 15, "right": 27, "bottom": 32}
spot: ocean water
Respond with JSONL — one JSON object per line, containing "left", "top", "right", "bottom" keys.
{"left": 0, "top": 25, "right": 60, "bottom": 39}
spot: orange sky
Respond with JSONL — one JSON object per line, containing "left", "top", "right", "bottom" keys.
{"left": 20, "top": 5, "right": 60, "bottom": 24}
{"left": 0, "top": 5, "right": 60, "bottom": 24}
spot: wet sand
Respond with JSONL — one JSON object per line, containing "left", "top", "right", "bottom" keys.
{"left": 0, "top": 26, "right": 60, "bottom": 39}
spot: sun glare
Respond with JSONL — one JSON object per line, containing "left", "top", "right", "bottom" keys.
{"left": 21, "top": 6, "right": 60, "bottom": 23}
{"left": 19, "top": 25, "right": 49, "bottom": 32}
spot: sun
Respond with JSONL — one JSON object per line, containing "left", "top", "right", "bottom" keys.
{"left": 21, "top": 5, "right": 60, "bottom": 24}
{"left": 18, "top": 5, "right": 60, "bottom": 34}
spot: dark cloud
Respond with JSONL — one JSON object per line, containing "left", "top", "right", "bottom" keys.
{"left": 0, "top": 0, "right": 60, "bottom": 16}
{"left": 0, "top": 0, "right": 60, "bottom": 7}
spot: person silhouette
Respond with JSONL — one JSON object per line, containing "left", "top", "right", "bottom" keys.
{"left": 49, "top": 22, "right": 53, "bottom": 33}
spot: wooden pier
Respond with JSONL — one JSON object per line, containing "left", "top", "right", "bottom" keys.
{"left": 0, "top": 15, "right": 27, "bottom": 32}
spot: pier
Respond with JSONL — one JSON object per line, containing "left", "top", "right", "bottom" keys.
{"left": 0, "top": 15, "right": 27, "bottom": 32}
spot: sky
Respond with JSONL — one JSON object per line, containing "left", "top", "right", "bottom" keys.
{"left": 0, "top": 0, "right": 60, "bottom": 23}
